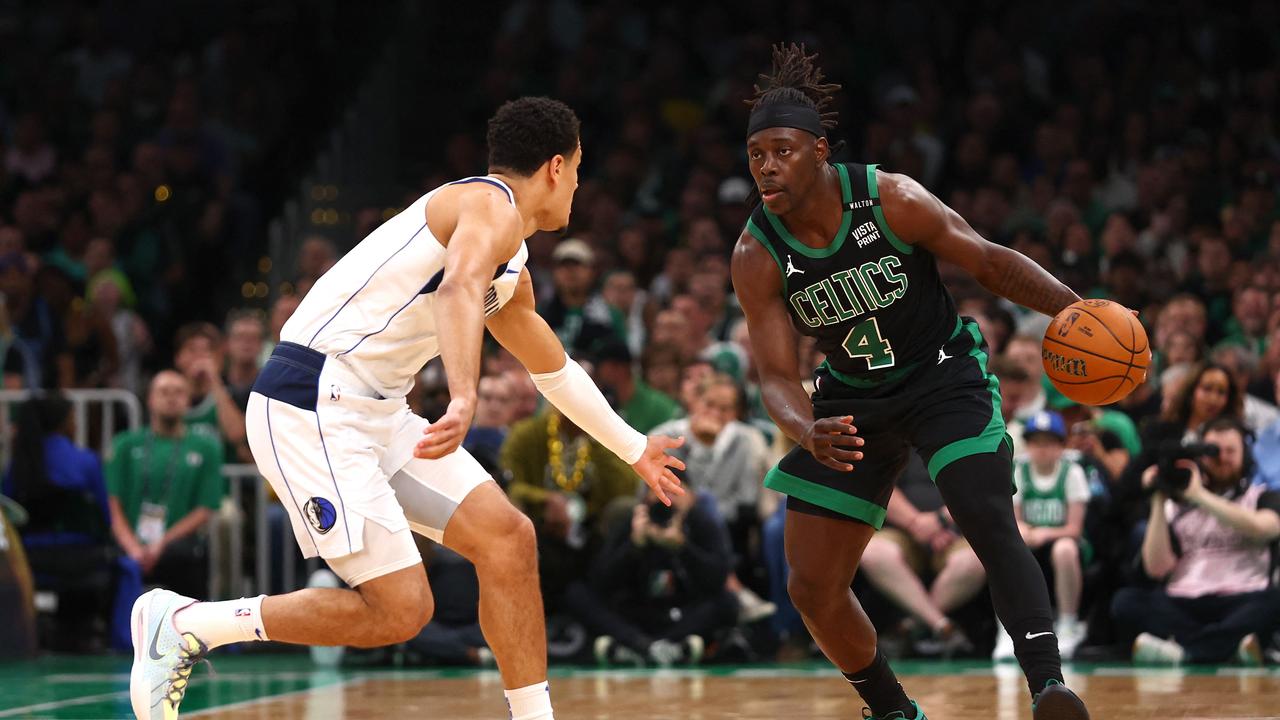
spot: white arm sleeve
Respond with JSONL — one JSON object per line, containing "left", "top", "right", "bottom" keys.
{"left": 529, "top": 354, "right": 647, "bottom": 465}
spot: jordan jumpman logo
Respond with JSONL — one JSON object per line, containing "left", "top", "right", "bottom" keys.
{"left": 785, "top": 255, "right": 805, "bottom": 277}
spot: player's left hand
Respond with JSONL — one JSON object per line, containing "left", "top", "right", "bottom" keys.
{"left": 415, "top": 398, "right": 475, "bottom": 459}
{"left": 633, "top": 435, "right": 686, "bottom": 506}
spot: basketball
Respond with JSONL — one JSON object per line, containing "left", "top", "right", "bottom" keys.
{"left": 1042, "top": 299, "right": 1151, "bottom": 406}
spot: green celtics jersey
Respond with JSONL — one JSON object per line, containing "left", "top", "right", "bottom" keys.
{"left": 1017, "top": 461, "right": 1070, "bottom": 527}
{"left": 744, "top": 163, "right": 958, "bottom": 384}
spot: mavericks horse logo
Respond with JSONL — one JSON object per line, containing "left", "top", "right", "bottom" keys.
{"left": 304, "top": 497, "right": 337, "bottom": 534}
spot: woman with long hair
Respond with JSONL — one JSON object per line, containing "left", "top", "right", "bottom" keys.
{"left": 1117, "top": 363, "right": 1244, "bottom": 523}
{"left": 1159, "top": 362, "right": 1243, "bottom": 442}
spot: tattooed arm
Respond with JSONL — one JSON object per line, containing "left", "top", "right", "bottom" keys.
{"left": 877, "top": 170, "right": 1081, "bottom": 317}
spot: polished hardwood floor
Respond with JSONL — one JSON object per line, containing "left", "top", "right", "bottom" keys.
{"left": 188, "top": 668, "right": 1280, "bottom": 719}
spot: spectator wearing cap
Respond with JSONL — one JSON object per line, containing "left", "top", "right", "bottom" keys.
{"left": 540, "top": 238, "right": 617, "bottom": 356}
{"left": 593, "top": 340, "right": 681, "bottom": 434}
{"left": 995, "top": 411, "right": 1092, "bottom": 661}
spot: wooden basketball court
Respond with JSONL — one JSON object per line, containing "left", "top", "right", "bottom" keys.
{"left": 1, "top": 656, "right": 1277, "bottom": 719}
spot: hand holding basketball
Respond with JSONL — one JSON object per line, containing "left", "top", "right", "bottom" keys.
{"left": 1042, "top": 299, "right": 1151, "bottom": 406}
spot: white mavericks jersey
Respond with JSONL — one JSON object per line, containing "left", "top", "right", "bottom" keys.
{"left": 281, "top": 176, "right": 528, "bottom": 399}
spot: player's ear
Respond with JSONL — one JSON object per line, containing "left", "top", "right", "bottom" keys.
{"left": 548, "top": 154, "right": 565, "bottom": 184}
{"left": 814, "top": 136, "right": 829, "bottom": 164}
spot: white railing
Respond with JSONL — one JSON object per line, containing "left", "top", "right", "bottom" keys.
{"left": 209, "top": 464, "right": 319, "bottom": 600}
{"left": 0, "top": 389, "right": 144, "bottom": 462}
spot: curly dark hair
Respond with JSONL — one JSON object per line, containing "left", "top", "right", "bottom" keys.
{"left": 486, "top": 97, "right": 581, "bottom": 176}
{"left": 747, "top": 43, "right": 841, "bottom": 131}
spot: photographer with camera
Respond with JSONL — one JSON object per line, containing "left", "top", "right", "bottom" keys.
{"left": 564, "top": 479, "right": 738, "bottom": 668}
{"left": 1112, "top": 417, "right": 1280, "bottom": 665}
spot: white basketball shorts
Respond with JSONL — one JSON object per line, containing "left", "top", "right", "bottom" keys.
{"left": 246, "top": 341, "right": 491, "bottom": 585}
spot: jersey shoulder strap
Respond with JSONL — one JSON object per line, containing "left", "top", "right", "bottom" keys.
{"left": 859, "top": 163, "right": 915, "bottom": 255}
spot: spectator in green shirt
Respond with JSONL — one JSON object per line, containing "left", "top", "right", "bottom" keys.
{"left": 593, "top": 340, "right": 681, "bottom": 433}
{"left": 107, "top": 370, "right": 225, "bottom": 597}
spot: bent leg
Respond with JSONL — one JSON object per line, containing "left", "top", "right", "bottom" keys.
{"left": 259, "top": 522, "right": 433, "bottom": 647}
{"left": 784, "top": 506, "right": 880, "bottom": 670}
{"left": 784, "top": 502, "right": 913, "bottom": 718}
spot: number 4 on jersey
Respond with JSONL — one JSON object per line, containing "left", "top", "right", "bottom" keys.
{"left": 842, "top": 316, "right": 895, "bottom": 370}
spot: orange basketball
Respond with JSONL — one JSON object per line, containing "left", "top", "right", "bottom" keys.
{"left": 1042, "top": 299, "right": 1152, "bottom": 406}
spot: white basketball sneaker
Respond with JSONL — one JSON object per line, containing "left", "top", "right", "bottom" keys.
{"left": 130, "top": 589, "right": 208, "bottom": 720}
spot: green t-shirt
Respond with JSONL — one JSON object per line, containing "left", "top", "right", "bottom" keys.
{"left": 184, "top": 395, "right": 222, "bottom": 442}
{"left": 106, "top": 429, "right": 225, "bottom": 529}
{"left": 622, "top": 381, "right": 682, "bottom": 434}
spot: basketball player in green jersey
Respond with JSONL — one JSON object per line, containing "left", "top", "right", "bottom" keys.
{"left": 731, "top": 45, "right": 1093, "bottom": 720}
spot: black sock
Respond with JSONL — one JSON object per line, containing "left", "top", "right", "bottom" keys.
{"left": 843, "top": 650, "right": 914, "bottom": 718}
{"left": 1005, "top": 614, "right": 1062, "bottom": 693}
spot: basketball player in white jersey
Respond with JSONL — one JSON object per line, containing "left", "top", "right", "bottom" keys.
{"left": 129, "top": 97, "right": 685, "bottom": 720}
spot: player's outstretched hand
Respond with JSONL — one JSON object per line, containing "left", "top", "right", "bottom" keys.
{"left": 802, "top": 415, "right": 864, "bottom": 472}
{"left": 415, "top": 398, "right": 475, "bottom": 459}
{"left": 633, "top": 435, "right": 687, "bottom": 506}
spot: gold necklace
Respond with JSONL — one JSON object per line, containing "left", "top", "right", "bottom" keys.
{"left": 547, "top": 412, "right": 591, "bottom": 492}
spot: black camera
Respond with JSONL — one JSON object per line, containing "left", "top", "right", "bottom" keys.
{"left": 648, "top": 500, "right": 675, "bottom": 528}
{"left": 1153, "top": 440, "right": 1219, "bottom": 499}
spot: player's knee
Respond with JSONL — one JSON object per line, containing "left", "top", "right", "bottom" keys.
{"left": 787, "top": 570, "right": 840, "bottom": 617}
{"left": 386, "top": 584, "right": 434, "bottom": 644}
{"left": 476, "top": 509, "right": 538, "bottom": 574}
{"left": 1051, "top": 537, "right": 1078, "bottom": 565}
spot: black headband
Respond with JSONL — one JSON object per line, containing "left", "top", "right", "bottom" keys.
{"left": 747, "top": 102, "right": 825, "bottom": 139}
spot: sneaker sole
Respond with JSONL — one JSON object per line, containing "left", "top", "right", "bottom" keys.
{"left": 1033, "top": 686, "right": 1090, "bottom": 720}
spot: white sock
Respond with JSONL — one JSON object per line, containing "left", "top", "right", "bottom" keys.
{"left": 1058, "top": 614, "right": 1077, "bottom": 625}
{"left": 505, "top": 682, "right": 554, "bottom": 720}
{"left": 173, "top": 595, "right": 269, "bottom": 650}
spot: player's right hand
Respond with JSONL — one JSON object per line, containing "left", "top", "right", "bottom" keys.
{"left": 415, "top": 398, "right": 475, "bottom": 459}
{"left": 802, "top": 415, "right": 864, "bottom": 472}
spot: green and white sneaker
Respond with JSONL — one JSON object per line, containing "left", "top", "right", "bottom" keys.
{"left": 130, "top": 589, "right": 208, "bottom": 720}
{"left": 1032, "top": 679, "right": 1090, "bottom": 719}
{"left": 862, "top": 700, "right": 926, "bottom": 719}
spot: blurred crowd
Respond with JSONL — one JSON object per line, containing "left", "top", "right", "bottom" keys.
{"left": 3, "top": 1, "right": 1280, "bottom": 666}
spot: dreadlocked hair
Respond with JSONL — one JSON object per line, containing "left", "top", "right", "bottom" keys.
{"left": 747, "top": 43, "right": 841, "bottom": 131}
